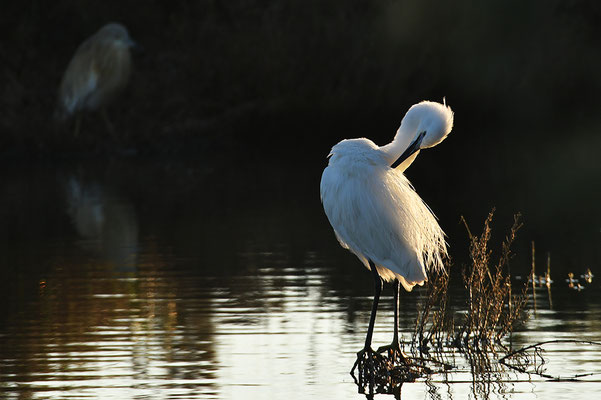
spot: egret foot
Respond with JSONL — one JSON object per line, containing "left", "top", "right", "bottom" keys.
{"left": 377, "top": 341, "right": 409, "bottom": 366}
{"left": 350, "top": 347, "right": 386, "bottom": 392}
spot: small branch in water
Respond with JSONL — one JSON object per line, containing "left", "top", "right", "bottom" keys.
{"left": 546, "top": 252, "right": 553, "bottom": 309}
{"left": 499, "top": 339, "right": 601, "bottom": 381}
{"left": 531, "top": 241, "right": 537, "bottom": 315}
{"left": 499, "top": 339, "right": 601, "bottom": 362}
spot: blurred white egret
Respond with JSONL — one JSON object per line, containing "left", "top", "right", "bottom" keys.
{"left": 56, "top": 23, "right": 137, "bottom": 136}
{"left": 320, "top": 100, "right": 453, "bottom": 365}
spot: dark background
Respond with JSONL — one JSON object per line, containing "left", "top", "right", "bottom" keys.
{"left": 1, "top": 0, "right": 601, "bottom": 270}
{"left": 3, "top": 1, "right": 601, "bottom": 151}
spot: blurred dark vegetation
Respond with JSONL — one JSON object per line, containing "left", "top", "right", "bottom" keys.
{"left": 2, "top": 0, "right": 601, "bottom": 158}
{"left": 1, "top": 0, "right": 601, "bottom": 268}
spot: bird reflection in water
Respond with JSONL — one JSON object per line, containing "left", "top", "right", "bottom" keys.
{"left": 64, "top": 174, "right": 139, "bottom": 272}
{"left": 55, "top": 23, "right": 138, "bottom": 136}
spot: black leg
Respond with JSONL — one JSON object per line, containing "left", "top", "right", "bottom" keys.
{"left": 392, "top": 279, "right": 400, "bottom": 344}
{"left": 74, "top": 114, "right": 82, "bottom": 137}
{"left": 351, "top": 260, "right": 384, "bottom": 393}
{"left": 364, "top": 260, "right": 382, "bottom": 348}
{"left": 377, "top": 279, "right": 407, "bottom": 363}
{"left": 101, "top": 107, "right": 116, "bottom": 137}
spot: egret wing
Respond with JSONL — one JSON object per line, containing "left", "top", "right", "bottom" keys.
{"left": 321, "top": 163, "right": 445, "bottom": 287}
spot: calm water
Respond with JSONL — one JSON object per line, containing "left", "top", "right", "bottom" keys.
{"left": 0, "top": 156, "right": 600, "bottom": 399}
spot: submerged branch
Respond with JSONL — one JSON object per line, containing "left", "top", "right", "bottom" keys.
{"left": 499, "top": 340, "right": 601, "bottom": 381}
{"left": 499, "top": 339, "right": 601, "bottom": 363}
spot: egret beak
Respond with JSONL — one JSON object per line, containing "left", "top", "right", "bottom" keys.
{"left": 391, "top": 131, "right": 426, "bottom": 168}
{"left": 128, "top": 39, "right": 144, "bottom": 54}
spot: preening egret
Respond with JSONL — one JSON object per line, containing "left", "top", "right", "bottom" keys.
{"left": 56, "top": 23, "right": 137, "bottom": 136}
{"left": 320, "top": 100, "right": 453, "bottom": 367}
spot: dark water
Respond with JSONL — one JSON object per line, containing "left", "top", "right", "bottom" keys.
{"left": 0, "top": 155, "right": 600, "bottom": 399}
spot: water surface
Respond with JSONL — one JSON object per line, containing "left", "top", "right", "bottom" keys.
{"left": 0, "top": 157, "right": 600, "bottom": 399}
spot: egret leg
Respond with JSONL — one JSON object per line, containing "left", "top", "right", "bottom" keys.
{"left": 101, "top": 108, "right": 116, "bottom": 137}
{"left": 364, "top": 261, "right": 382, "bottom": 348}
{"left": 351, "top": 261, "right": 385, "bottom": 392}
{"left": 392, "top": 279, "right": 400, "bottom": 345}
{"left": 377, "top": 279, "right": 408, "bottom": 364}
{"left": 73, "top": 114, "right": 82, "bottom": 137}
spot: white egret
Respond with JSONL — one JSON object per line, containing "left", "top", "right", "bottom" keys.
{"left": 320, "top": 100, "right": 453, "bottom": 368}
{"left": 55, "top": 23, "right": 137, "bottom": 136}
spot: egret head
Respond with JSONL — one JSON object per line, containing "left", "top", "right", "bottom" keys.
{"left": 389, "top": 100, "right": 454, "bottom": 169}
{"left": 97, "top": 23, "right": 138, "bottom": 49}
{"left": 402, "top": 101, "right": 454, "bottom": 149}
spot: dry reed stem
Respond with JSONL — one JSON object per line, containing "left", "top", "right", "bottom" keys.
{"left": 454, "top": 210, "right": 529, "bottom": 351}
{"left": 412, "top": 210, "right": 529, "bottom": 356}
{"left": 353, "top": 211, "right": 532, "bottom": 395}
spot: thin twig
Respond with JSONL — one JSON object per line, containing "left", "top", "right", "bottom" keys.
{"left": 499, "top": 339, "right": 601, "bottom": 363}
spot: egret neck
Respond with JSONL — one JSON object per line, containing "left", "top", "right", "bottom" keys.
{"left": 390, "top": 131, "right": 426, "bottom": 169}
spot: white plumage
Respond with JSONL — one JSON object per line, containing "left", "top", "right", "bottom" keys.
{"left": 320, "top": 100, "right": 453, "bottom": 291}
{"left": 56, "top": 23, "right": 137, "bottom": 135}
